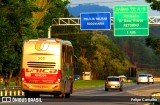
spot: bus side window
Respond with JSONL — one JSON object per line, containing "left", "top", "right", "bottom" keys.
{"left": 69, "top": 47, "right": 72, "bottom": 64}
{"left": 70, "top": 48, "right": 73, "bottom": 64}
{"left": 67, "top": 46, "right": 69, "bottom": 63}
{"left": 62, "top": 45, "right": 65, "bottom": 63}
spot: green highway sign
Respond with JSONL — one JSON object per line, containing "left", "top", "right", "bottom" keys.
{"left": 114, "top": 5, "right": 149, "bottom": 36}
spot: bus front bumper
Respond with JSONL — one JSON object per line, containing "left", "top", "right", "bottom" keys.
{"left": 21, "top": 83, "right": 61, "bottom": 93}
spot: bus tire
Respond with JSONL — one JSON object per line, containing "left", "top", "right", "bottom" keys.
{"left": 32, "top": 93, "right": 40, "bottom": 98}
{"left": 54, "top": 93, "right": 64, "bottom": 98}
{"left": 25, "top": 92, "right": 30, "bottom": 98}
{"left": 105, "top": 88, "right": 108, "bottom": 91}
{"left": 65, "top": 93, "right": 70, "bottom": 98}
{"left": 120, "top": 87, "right": 123, "bottom": 91}
{"left": 70, "top": 82, "right": 73, "bottom": 94}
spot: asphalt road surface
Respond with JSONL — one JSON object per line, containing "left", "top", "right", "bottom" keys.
{"left": 1, "top": 82, "right": 160, "bottom": 105}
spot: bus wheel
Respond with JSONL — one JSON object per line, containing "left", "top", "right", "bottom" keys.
{"left": 32, "top": 93, "right": 40, "bottom": 98}
{"left": 25, "top": 92, "right": 30, "bottom": 98}
{"left": 65, "top": 93, "right": 70, "bottom": 98}
{"left": 54, "top": 93, "right": 60, "bottom": 98}
{"left": 70, "top": 82, "right": 73, "bottom": 94}
{"left": 54, "top": 93, "right": 64, "bottom": 98}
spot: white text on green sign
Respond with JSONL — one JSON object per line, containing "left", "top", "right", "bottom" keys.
{"left": 114, "top": 5, "right": 149, "bottom": 36}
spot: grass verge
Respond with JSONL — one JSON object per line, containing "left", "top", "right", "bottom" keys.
{"left": 0, "top": 80, "right": 134, "bottom": 89}
{"left": 0, "top": 82, "right": 16, "bottom": 88}
{"left": 74, "top": 80, "right": 105, "bottom": 90}
{"left": 73, "top": 80, "right": 134, "bottom": 90}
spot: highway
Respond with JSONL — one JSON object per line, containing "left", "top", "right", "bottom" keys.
{"left": 1, "top": 82, "right": 160, "bottom": 105}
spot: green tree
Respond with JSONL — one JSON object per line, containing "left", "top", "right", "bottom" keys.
{"left": 146, "top": 37, "right": 160, "bottom": 54}
{"left": 145, "top": 0, "right": 160, "bottom": 54}
{"left": 0, "top": 0, "right": 70, "bottom": 85}
{"left": 91, "top": 34, "right": 128, "bottom": 79}
{"left": 145, "top": 0, "right": 160, "bottom": 11}
{"left": 0, "top": 0, "right": 39, "bottom": 85}
{"left": 36, "top": 0, "right": 70, "bottom": 37}
{"left": 78, "top": 56, "right": 91, "bottom": 75}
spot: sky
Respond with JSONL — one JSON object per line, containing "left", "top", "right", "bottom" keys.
{"left": 68, "top": 0, "right": 160, "bottom": 16}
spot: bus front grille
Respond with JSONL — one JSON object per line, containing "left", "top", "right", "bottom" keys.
{"left": 27, "top": 62, "right": 56, "bottom": 68}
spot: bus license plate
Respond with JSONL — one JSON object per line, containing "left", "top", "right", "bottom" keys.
{"left": 111, "top": 86, "right": 115, "bottom": 88}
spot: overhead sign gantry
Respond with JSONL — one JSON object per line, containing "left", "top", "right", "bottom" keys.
{"left": 50, "top": 5, "right": 160, "bottom": 38}
{"left": 52, "top": 16, "right": 160, "bottom": 26}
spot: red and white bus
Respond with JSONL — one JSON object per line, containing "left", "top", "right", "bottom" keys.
{"left": 21, "top": 38, "right": 77, "bottom": 98}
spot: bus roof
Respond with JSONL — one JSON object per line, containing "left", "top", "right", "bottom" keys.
{"left": 25, "top": 38, "right": 72, "bottom": 46}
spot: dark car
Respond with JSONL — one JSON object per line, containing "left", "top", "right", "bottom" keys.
{"left": 74, "top": 75, "right": 80, "bottom": 80}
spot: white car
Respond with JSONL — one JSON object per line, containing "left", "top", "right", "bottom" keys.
{"left": 148, "top": 74, "right": 154, "bottom": 84}
{"left": 137, "top": 74, "right": 154, "bottom": 85}
{"left": 105, "top": 76, "right": 123, "bottom": 91}
{"left": 119, "top": 75, "right": 127, "bottom": 82}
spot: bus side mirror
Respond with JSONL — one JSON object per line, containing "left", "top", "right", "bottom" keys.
{"left": 74, "top": 55, "right": 78, "bottom": 68}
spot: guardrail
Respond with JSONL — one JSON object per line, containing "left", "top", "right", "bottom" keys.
{"left": 0, "top": 86, "right": 24, "bottom": 96}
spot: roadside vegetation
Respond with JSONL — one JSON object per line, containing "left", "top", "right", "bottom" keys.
{"left": 74, "top": 80, "right": 105, "bottom": 89}
{"left": 74, "top": 80, "right": 134, "bottom": 90}
{"left": 74, "top": 80, "right": 135, "bottom": 90}
{"left": 0, "top": 80, "right": 134, "bottom": 89}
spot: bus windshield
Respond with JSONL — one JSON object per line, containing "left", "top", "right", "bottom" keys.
{"left": 23, "top": 41, "right": 60, "bottom": 55}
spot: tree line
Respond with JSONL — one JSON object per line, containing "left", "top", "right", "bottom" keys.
{"left": 0, "top": 0, "right": 69, "bottom": 85}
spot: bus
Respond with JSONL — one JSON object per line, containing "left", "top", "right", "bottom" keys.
{"left": 21, "top": 38, "right": 77, "bottom": 98}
